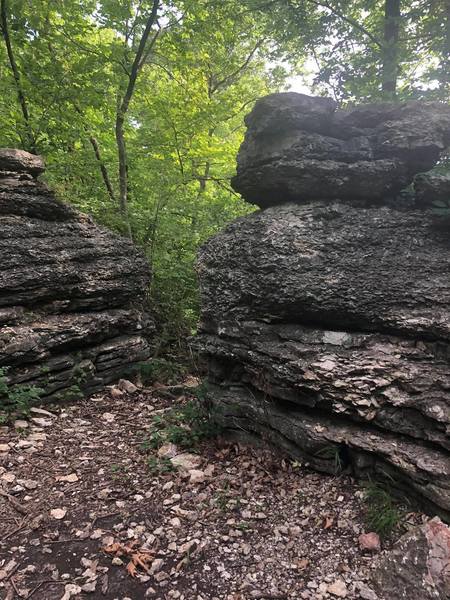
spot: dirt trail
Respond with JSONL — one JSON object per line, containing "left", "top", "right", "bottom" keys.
{"left": 0, "top": 386, "right": 419, "bottom": 600}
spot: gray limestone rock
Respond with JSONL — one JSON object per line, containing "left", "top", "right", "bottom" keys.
{"left": 0, "top": 148, "right": 45, "bottom": 176}
{"left": 0, "top": 149, "right": 153, "bottom": 403}
{"left": 232, "top": 93, "right": 450, "bottom": 207}
{"left": 196, "top": 200, "right": 450, "bottom": 517}
{"left": 371, "top": 517, "right": 450, "bottom": 599}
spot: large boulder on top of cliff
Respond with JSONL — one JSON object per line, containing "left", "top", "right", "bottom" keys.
{"left": 0, "top": 149, "right": 153, "bottom": 403}
{"left": 231, "top": 93, "right": 450, "bottom": 207}
{"left": 0, "top": 147, "right": 45, "bottom": 176}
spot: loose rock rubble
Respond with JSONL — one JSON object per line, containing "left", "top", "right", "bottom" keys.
{"left": 0, "top": 387, "right": 426, "bottom": 599}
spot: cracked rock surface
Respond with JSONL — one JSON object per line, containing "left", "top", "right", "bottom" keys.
{"left": 196, "top": 94, "right": 450, "bottom": 521}
{"left": 0, "top": 148, "right": 153, "bottom": 403}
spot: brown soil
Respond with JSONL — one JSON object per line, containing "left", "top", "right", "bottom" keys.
{"left": 0, "top": 385, "right": 421, "bottom": 600}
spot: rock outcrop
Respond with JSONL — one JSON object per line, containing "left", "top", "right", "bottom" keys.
{"left": 0, "top": 149, "right": 153, "bottom": 403}
{"left": 232, "top": 93, "right": 450, "bottom": 207}
{"left": 196, "top": 94, "right": 450, "bottom": 519}
{"left": 371, "top": 517, "right": 450, "bottom": 599}
{"left": 415, "top": 172, "right": 450, "bottom": 207}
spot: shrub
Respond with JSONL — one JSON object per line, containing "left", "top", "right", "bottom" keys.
{"left": 0, "top": 367, "right": 44, "bottom": 423}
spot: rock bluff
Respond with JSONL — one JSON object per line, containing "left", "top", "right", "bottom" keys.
{"left": 0, "top": 149, "right": 152, "bottom": 402}
{"left": 196, "top": 94, "right": 450, "bottom": 520}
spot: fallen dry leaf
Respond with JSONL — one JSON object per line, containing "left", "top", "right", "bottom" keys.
{"left": 103, "top": 540, "right": 153, "bottom": 577}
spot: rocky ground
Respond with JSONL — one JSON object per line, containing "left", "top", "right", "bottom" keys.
{"left": 0, "top": 382, "right": 423, "bottom": 600}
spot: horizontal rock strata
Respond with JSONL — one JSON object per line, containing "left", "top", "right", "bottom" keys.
{"left": 197, "top": 94, "right": 450, "bottom": 519}
{"left": 232, "top": 93, "right": 450, "bottom": 207}
{"left": 0, "top": 149, "right": 153, "bottom": 403}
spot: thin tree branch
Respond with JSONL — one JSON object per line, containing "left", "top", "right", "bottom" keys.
{"left": 288, "top": 0, "right": 383, "bottom": 48}
{"left": 0, "top": 0, "right": 36, "bottom": 151}
{"left": 89, "top": 136, "right": 117, "bottom": 203}
{"left": 210, "top": 39, "right": 265, "bottom": 94}
{"left": 115, "top": 0, "right": 159, "bottom": 237}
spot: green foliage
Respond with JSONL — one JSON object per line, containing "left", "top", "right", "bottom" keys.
{"left": 143, "top": 397, "right": 222, "bottom": 452}
{"left": 147, "top": 455, "right": 175, "bottom": 475}
{"left": 314, "top": 444, "right": 344, "bottom": 474}
{"left": 363, "top": 482, "right": 403, "bottom": 539}
{"left": 56, "top": 384, "right": 84, "bottom": 403}
{"left": 0, "top": 367, "right": 44, "bottom": 423}
{"left": 137, "top": 358, "right": 187, "bottom": 386}
{"left": 110, "top": 463, "right": 130, "bottom": 481}
{"left": 0, "top": 0, "right": 290, "bottom": 352}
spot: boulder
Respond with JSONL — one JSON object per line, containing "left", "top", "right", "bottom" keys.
{"left": 196, "top": 204, "right": 450, "bottom": 517}
{"left": 371, "top": 517, "right": 450, "bottom": 599}
{"left": 0, "top": 148, "right": 45, "bottom": 176}
{"left": 232, "top": 93, "right": 450, "bottom": 207}
{"left": 415, "top": 172, "right": 450, "bottom": 207}
{"left": 196, "top": 94, "right": 450, "bottom": 519}
{"left": 0, "top": 149, "right": 153, "bottom": 403}
{"left": 198, "top": 202, "right": 450, "bottom": 342}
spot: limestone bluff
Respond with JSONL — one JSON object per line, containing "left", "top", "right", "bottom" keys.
{"left": 0, "top": 148, "right": 153, "bottom": 403}
{"left": 196, "top": 93, "right": 450, "bottom": 520}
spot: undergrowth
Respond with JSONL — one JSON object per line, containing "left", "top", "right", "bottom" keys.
{"left": 0, "top": 367, "right": 44, "bottom": 423}
{"left": 142, "top": 394, "right": 221, "bottom": 453}
{"left": 141, "top": 389, "right": 222, "bottom": 474}
{"left": 136, "top": 358, "right": 189, "bottom": 386}
{"left": 363, "top": 482, "right": 404, "bottom": 539}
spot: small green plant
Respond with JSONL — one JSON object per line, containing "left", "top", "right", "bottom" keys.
{"left": 0, "top": 367, "right": 44, "bottom": 423}
{"left": 62, "top": 384, "right": 83, "bottom": 401}
{"left": 137, "top": 358, "right": 187, "bottom": 386}
{"left": 147, "top": 455, "right": 175, "bottom": 475}
{"left": 110, "top": 463, "right": 129, "bottom": 480}
{"left": 72, "top": 362, "right": 89, "bottom": 385}
{"left": 236, "top": 521, "right": 251, "bottom": 531}
{"left": 364, "top": 482, "right": 402, "bottom": 539}
{"left": 314, "top": 444, "right": 343, "bottom": 474}
{"left": 214, "top": 490, "right": 231, "bottom": 511}
{"left": 142, "top": 398, "right": 222, "bottom": 452}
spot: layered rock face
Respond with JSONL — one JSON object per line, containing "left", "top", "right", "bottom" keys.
{"left": 0, "top": 149, "right": 153, "bottom": 402}
{"left": 197, "top": 94, "right": 450, "bottom": 520}
{"left": 232, "top": 93, "right": 450, "bottom": 207}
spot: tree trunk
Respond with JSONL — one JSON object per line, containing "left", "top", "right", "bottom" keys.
{"left": 440, "top": 0, "right": 450, "bottom": 97}
{"left": 115, "top": 111, "right": 131, "bottom": 229}
{"left": 89, "top": 136, "right": 116, "bottom": 204}
{"left": 0, "top": 0, "right": 36, "bottom": 152}
{"left": 382, "top": 0, "right": 401, "bottom": 99}
{"left": 115, "top": 0, "right": 159, "bottom": 239}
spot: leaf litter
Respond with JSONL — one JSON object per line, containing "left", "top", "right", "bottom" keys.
{"left": 0, "top": 382, "right": 422, "bottom": 599}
